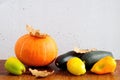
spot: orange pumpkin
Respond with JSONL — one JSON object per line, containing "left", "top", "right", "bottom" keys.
{"left": 14, "top": 25, "right": 58, "bottom": 66}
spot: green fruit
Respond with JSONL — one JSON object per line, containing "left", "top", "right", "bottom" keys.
{"left": 4, "top": 56, "right": 26, "bottom": 75}
{"left": 67, "top": 57, "right": 86, "bottom": 75}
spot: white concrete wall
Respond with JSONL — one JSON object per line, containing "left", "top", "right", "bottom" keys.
{"left": 0, "top": 0, "right": 120, "bottom": 59}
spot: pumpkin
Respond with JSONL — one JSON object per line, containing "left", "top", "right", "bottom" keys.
{"left": 14, "top": 25, "right": 58, "bottom": 66}
{"left": 91, "top": 56, "right": 116, "bottom": 74}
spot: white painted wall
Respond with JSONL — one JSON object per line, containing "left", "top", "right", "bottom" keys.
{"left": 0, "top": 0, "right": 120, "bottom": 59}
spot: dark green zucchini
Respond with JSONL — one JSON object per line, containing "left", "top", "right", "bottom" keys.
{"left": 55, "top": 51, "right": 83, "bottom": 70}
{"left": 80, "top": 51, "right": 113, "bottom": 70}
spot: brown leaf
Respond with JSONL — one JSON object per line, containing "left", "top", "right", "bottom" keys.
{"left": 26, "top": 24, "right": 48, "bottom": 38}
{"left": 74, "top": 47, "right": 97, "bottom": 53}
{"left": 29, "top": 68, "right": 54, "bottom": 78}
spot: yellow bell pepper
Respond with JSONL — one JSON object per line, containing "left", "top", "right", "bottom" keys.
{"left": 91, "top": 56, "right": 116, "bottom": 74}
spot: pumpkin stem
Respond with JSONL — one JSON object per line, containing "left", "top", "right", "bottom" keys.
{"left": 74, "top": 47, "right": 97, "bottom": 53}
{"left": 26, "top": 24, "right": 48, "bottom": 38}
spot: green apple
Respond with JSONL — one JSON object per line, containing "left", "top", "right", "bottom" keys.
{"left": 4, "top": 56, "right": 26, "bottom": 75}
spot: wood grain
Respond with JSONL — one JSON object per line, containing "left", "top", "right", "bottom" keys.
{"left": 0, "top": 60, "right": 120, "bottom": 80}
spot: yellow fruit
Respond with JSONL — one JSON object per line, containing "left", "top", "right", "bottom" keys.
{"left": 67, "top": 57, "right": 86, "bottom": 75}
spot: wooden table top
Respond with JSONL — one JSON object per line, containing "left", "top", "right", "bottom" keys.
{"left": 0, "top": 60, "right": 120, "bottom": 80}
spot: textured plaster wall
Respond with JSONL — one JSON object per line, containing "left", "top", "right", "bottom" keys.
{"left": 0, "top": 0, "right": 120, "bottom": 59}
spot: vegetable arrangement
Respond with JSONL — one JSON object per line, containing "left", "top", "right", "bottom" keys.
{"left": 4, "top": 25, "right": 117, "bottom": 78}
{"left": 55, "top": 48, "right": 117, "bottom": 75}
{"left": 5, "top": 25, "right": 58, "bottom": 77}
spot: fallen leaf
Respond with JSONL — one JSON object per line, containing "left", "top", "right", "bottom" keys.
{"left": 29, "top": 68, "right": 54, "bottom": 77}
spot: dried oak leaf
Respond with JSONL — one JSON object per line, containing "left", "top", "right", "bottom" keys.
{"left": 29, "top": 68, "right": 54, "bottom": 77}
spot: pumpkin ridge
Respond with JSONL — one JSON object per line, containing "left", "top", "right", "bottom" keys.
{"left": 19, "top": 35, "right": 30, "bottom": 59}
{"left": 42, "top": 40, "right": 49, "bottom": 65}
{"left": 43, "top": 42, "right": 47, "bottom": 65}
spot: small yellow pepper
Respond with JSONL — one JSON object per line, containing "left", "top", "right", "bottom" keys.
{"left": 91, "top": 56, "right": 116, "bottom": 74}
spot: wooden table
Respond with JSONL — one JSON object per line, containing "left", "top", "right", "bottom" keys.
{"left": 0, "top": 60, "right": 120, "bottom": 80}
